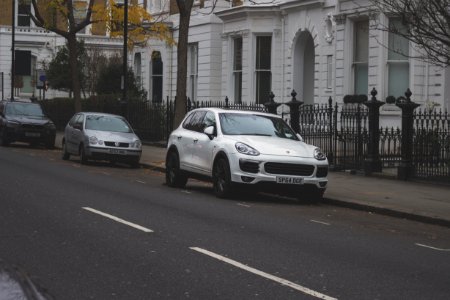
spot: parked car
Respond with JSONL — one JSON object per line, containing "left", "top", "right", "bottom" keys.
{"left": 0, "top": 98, "right": 56, "bottom": 148}
{"left": 166, "top": 108, "right": 329, "bottom": 201}
{"left": 62, "top": 112, "right": 142, "bottom": 167}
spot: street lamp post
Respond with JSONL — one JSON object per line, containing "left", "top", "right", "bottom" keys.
{"left": 122, "top": 0, "right": 128, "bottom": 118}
{"left": 11, "top": 0, "right": 15, "bottom": 100}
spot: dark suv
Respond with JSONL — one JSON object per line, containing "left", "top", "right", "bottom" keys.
{"left": 0, "top": 98, "right": 56, "bottom": 148}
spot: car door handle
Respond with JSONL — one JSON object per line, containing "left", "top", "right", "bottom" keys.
{"left": 193, "top": 139, "right": 198, "bottom": 143}
{"left": 177, "top": 136, "right": 182, "bottom": 140}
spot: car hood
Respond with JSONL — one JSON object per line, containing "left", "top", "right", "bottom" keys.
{"left": 6, "top": 115, "right": 51, "bottom": 125}
{"left": 225, "top": 135, "right": 317, "bottom": 157}
{"left": 84, "top": 129, "right": 139, "bottom": 142}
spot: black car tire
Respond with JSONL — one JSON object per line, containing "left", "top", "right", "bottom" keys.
{"left": 129, "top": 158, "right": 140, "bottom": 169}
{"left": 299, "top": 186, "right": 325, "bottom": 203}
{"left": 62, "top": 141, "right": 70, "bottom": 160}
{"left": 166, "top": 151, "right": 188, "bottom": 188}
{"left": 79, "top": 145, "right": 88, "bottom": 165}
{"left": 213, "top": 157, "right": 233, "bottom": 199}
{"left": 0, "top": 129, "right": 9, "bottom": 146}
{"left": 45, "top": 138, "right": 55, "bottom": 149}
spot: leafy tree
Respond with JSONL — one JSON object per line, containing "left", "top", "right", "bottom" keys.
{"left": 96, "top": 55, "right": 147, "bottom": 100}
{"left": 368, "top": 0, "right": 450, "bottom": 66}
{"left": 29, "top": 0, "right": 172, "bottom": 112}
{"left": 46, "top": 40, "right": 88, "bottom": 95}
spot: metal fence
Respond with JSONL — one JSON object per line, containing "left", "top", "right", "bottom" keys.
{"left": 40, "top": 94, "right": 449, "bottom": 183}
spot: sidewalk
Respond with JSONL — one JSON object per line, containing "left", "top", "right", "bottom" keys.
{"left": 55, "top": 133, "right": 450, "bottom": 228}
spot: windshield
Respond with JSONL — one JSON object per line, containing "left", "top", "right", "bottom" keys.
{"left": 5, "top": 103, "right": 45, "bottom": 117}
{"left": 219, "top": 113, "right": 299, "bottom": 140}
{"left": 85, "top": 115, "right": 133, "bottom": 133}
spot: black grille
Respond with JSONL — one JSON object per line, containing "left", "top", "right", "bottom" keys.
{"left": 264, "top": 162, "right": 314, "bottom": 176}
{"left": 316, "top": 166, "right": 328, "bottom": 178}
{"left": 105, "top": 141, "right": 129, "bottom": 147}
{"left": 239, "top": 160, "right": 259, "bottom": 173}
{"left": 21, "top": 124, "right": 44, "bottom": 130}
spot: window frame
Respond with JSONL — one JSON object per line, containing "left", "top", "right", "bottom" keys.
{"left": 255, "top": 35, "right": 272, "bottom": 105}
{"left": 233, "top": 37, "right": 243, "bottom": 104}
{"left": 188, "top": 43, "right": 199, "bottom": 102}
{"left": 352, "top": 19, "right": 369, "bottom": 95}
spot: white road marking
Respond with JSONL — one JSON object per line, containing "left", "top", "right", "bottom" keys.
{"left": 190, "top": 247, "right": 337, "bottom": 300}
{"left": 181, "top": 190, "right": 192, "bottom": 194}
{"left": 82, "top": 207, "right": 153, "bottom": 233}
{"left": 237, "top": 203, "right": 251, "bottom": 208}
{"left": 311, "top": 220, "right": 330, "bottom": 226}
{"left": 136, "top": 180, "right": 146, "bottom": 184}
{"left": 415, "top": 243, "right": 450, "bottom": 252}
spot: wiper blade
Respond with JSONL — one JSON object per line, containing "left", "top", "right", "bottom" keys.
{"left": 240, "top": 133, "right": 272, "bottom": 136}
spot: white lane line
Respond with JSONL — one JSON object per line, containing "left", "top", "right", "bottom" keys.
{"left": 82, "top": 207, "right": 153, "bottom": 233}
{"left": 190, "top": 247, "right": 337, "bottom": 300}
{"left": 237, "top": 203, "right": 251, "bottom": 208}
{"left": 136, "top": 180, "right": 146, "bottom": 184}
{"left": 311, "top": 220, "right": 330, "bottom": 226}
{"left": 415, "top": 243, "right": 450, "bottom": 252}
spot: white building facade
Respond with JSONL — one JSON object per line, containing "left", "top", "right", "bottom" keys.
{"left": 1, "top": 0, "right": 448, "bottom": 117}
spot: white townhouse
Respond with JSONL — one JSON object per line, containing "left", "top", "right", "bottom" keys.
{"left": 139, "top": 0, "right": 449, "bottom": 123}
{"left": 1, "top": 0, "right": 448, "bottom": 120}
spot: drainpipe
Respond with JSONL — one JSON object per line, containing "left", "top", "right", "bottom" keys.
{"left": 281, "top": 11, "right": 286, "bottom": 115}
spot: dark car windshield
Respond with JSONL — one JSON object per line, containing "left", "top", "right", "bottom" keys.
{"left": 219, "top": 113, "right": 299, "bottom": 140}
{"left": 85, "top": 115, "right": 133, "bottom": 133}
{"left": 5, "top": 103, "right": 45, "bottom": 117}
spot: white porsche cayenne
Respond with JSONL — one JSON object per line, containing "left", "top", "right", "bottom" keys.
{"left": 166, "top": 108, "right": 328, "bottom": 201}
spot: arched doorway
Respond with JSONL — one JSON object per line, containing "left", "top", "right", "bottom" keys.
{"left": 293, "top": 31, "right": 315, "bottom": 105}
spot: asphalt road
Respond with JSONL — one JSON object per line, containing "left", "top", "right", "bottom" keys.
{"left": 1, "top": 145, "right": 450, "bottom": 299}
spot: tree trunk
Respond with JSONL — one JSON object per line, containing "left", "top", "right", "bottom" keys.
{"left": 173, "top": 0, "right": 194, "bottom": 129}
{"left": 67, "top": 34, "right": 82, "bottom": 112}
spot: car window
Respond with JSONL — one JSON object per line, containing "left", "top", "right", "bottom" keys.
{"left": 203, "top": 111, "right": 216, "bottom": 129}
{"left": 74, "top": 115, "right": 84, "bottom": 129}
{"left": 69, "top": 114, "right": 79, "bottom": 127}
{"left": 182, "top": 112, "right": 195, "bottom": 130}
{"left": 85, "top": 115, "right": 132, "bottom": 133}
{"left": 187, "top": 111, "right": 207, "bottom": 132}
{"left": 4, "top": 103, "right": 45, "bottom": 117}
{"left": 219, "top": 113, "right": 298, "bottom": 140}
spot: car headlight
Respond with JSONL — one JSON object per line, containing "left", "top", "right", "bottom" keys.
{"left": 131, "top": 140, "right": 142, "bottom": 149}
{"left": 235, "top": 142, "right": 260, "bottom": 156}
{"left": 6, "top": 120, "right": 20, "bottom": 127}
{"left": 89, "top": 136, "right": 98, "bottom": 145}
{"left": 314, "top": 148, "right": 326, "bottom": 160}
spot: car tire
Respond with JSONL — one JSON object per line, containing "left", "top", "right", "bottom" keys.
{"left": 79, "top": 145, "right": 88, "bottom": 165}
{"left": 0, "top": 129, "right": 9, "bottom": 146}
{"left": 62, "top": 141, "right": 70, "bottom": 160}
{"left": 129, "top": 158, "right": 140, "bottom": 169}
{"left": 45, "top": 138, "right": 55, "bottom": 149}
{"left": 300, "top": 186, "right": 325, "bottom": 203}
{"left": 166, "top": 151, "right": 188, "bottom": 188}
{"left": 213, "top": 157, "right": 233, "bottom": 199}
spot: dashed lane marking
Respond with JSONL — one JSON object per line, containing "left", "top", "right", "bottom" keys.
{"left": 415, "top": 243, "right": 450, "bottom": 252}
{"left": 82, "top": 207, "right": 153, "bottom": 233}
{"left": 190, "top": 247, "right": 337, "bottom": 300}
{"left": 310, "top": 220, "right": 331, "bottom": 226}
{"left": 237, "top": 203, "right": 251, "bottom": 208}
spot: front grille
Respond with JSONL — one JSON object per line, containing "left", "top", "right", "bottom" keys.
{"left": 316, "top": 166, "right": 328, "bottom": 178}
{"left": 264, "top": 162, "right": 314, "bottom": 176}
{"left": 105, "top": 141, "right": 129, "bottom": 147}
{"left": 21, "top": 124, "right": 44, "bottom": 131}
{"left": 239, "top": 160, "right": 259, "bottom": 173}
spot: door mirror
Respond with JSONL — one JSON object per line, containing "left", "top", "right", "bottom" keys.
{"left": 204, "top": 126, "right": 215, "bottom": 140}
{"left": 296, "top": 133, "right": 303, "bottom": 142}
{"left": 73, "top": 123, "right": 83, "bottom": 131}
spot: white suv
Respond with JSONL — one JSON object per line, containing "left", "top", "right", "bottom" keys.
{"left": 166, "top": 108, "right": 328, "bottom": 201}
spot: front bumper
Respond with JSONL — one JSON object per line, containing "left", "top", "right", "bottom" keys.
{"left": 227, "top": 152, "right": 328, "bottom": 189}
{"left": 86, "top": 146, "right": 142, "bottom": 162}
{"left": 4, "top": 125, "right": 55, "bottom": 144}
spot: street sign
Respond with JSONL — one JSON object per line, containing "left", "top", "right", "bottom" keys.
{"left": 36, "top": 69, "right": 46, "bottom": 89}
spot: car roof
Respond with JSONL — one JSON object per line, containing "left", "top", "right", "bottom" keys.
{"left": 78, "top": 112, "right": 125, "bottom": 118}
{"left": 189, "top": 107, "right": 281, "bottom": 119}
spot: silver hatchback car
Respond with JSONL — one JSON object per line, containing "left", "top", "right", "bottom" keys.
{"left": 62, "top": 112, "right": 142, "bottom": 167}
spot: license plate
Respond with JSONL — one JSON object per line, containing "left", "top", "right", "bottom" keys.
{"left": 25, "top": 132, "right": 40, "bottom": 137}
{"left": 276, "top": 176, "right": 304, "bottom": 184}
{"left": 110, "top": 149, "right": 126, "bottom": 155}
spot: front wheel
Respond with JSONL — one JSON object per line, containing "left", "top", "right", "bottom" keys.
{"left": 213, "top": 157, "right": 233, "bottom": 198}
{"left": 79, "top": 145, "right": 88, "bottom": 165}
{"left": 61, "top": 141, "right": 70, "bottom": 160}
{"left": 166, "top": 151, "right": 188, "bottom": 188}
{"left": 0, "top": 129, "right": 9, "bottom": 146}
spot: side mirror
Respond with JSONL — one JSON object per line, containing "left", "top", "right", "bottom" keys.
{"left": 203, "top": 126, "right": 215, "bottom": 140}
{"left": 73, "top": 123, "right": 83, "bottom": 131}
{"left": 296, "top": 133, "right": 303, "bottom": 142}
